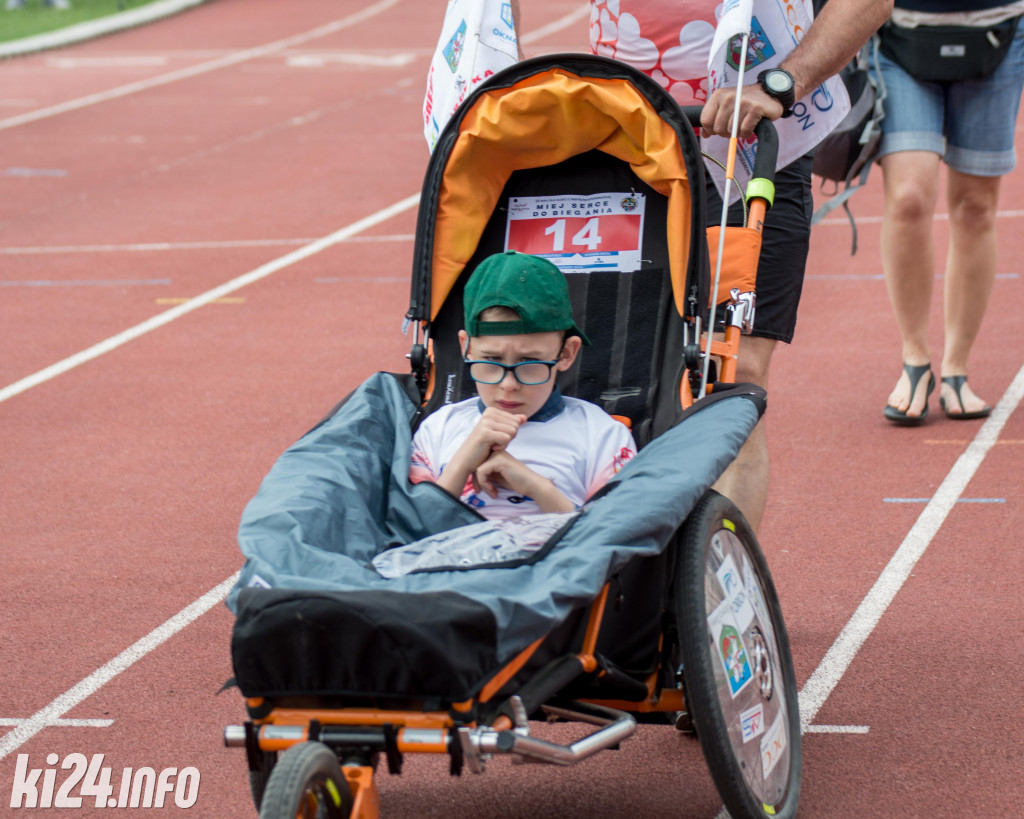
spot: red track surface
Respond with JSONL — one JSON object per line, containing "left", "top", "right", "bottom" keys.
{"left": 2, "top": 1, "right": 1022, "bottom": 816}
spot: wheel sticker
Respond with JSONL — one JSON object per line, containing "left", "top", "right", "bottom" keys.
{"left": 325, "top": 778, "right": 342, "bottom": 807}
{"left": 742, "top": 555, "right": 771, "bottom": 633}
{"left": 716, "top": 553, "right": 755, "bottom": 631}
{"left": 708, "top": 600, "right": 753, "bottom": 697}
{"left": 740, "top": 702, "right": 766, "bottom": 742}
{"left": 711, "top": 531, "right": 726, "bottom": 561}
{"left": 760, "top": 710, "right": 787, "bottom": 779}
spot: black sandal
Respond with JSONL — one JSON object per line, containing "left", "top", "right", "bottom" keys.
{"left": 940, "top": 375, "right": 992, "bottom": 420}
{"left": 883, "top": 363, "right": 934, "bottom": 426}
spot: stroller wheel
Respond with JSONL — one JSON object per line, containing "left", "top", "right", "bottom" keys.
{"left": 674, "top": 490, "right": 802, "bottom": 819}
{"left": 259, "top": 741, "right": 353, "bottom": 819}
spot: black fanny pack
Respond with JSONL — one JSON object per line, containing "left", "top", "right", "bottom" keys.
{"left": 878, "top": 16, "right": 1019, "bottom": 82}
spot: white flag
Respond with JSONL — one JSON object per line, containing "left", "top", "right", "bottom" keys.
{"left": 708, "top": 0, "right": 754, "bottom": 83}
{"left": 423, "top": 0, "right": 520, "bottom": 152}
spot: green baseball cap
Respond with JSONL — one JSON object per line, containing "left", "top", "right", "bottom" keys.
{"left": 463, "top": 251, "right": 590, "bottom": 345}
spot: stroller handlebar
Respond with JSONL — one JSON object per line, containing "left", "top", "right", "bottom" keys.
{"left": 681, "top": 106, "right": 779, "bottom": 188}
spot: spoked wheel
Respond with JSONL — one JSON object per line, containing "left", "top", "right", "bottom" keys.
{"left": 675, "top": 490, "right": 801, "bottom": 819}
{"left": 259, "top": 742, "right": 353, "bottom": 819}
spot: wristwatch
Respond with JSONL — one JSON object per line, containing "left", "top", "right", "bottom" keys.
{"left": 757, "top": 68, "right": 796, "bottom": 118}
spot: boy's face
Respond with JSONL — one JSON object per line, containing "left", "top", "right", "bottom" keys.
{"left": 459, "top": 329, "right": 581, "bottom": 419}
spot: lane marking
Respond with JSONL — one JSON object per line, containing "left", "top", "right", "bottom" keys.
{"left": 1, "top": 279, "right": 172, "bottom": 287}
{"left": 805, "top": 272, "right": 1018, "bottom": 280}
{"left": 0, "top": 718, "right": 113, "bottom": 728}
{"left": 286, "top": 52, "right": 417, "bottom": 68}
{"left": 155, "top": 297, "right": 245, "bottom": 305}
{"left": 926, "top": 439, "right": 1024, "bottom": 445}
{"left": 4, "top": 167, "right": 68, "bottom": 177}
{"left": 804, "top": 725, "right": 870, "bottom": 735}
{"left": 0, "top": 573, "right": 238, "bottom": 760}
{"left": 0, "top": 0, "right": 405, "bottom": 132}
{"left": 48, "top": 56, "right": 170, "bottom": 68}
{"left": 0, "top": 235, "right": 415, "bottom": 254}
{"left": 883, "top": 497, "right": 1005, "bottom": 504}
{"left": 519, "top": 5, "right": 590, "bottom": 44}
{"left": 798, "top": 363, "right": 1024, "bottom": 731}
{"left": 815, "top": 208, "right": 1024, "bottom": 226}
{"left": 315, "top": 276, "right": 407, "bottom": 283}
{"left": 0, "top": 193, "right": 420, "bottom": 405}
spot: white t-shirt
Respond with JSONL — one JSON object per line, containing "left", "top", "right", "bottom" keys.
{"left": 410, "top": 392, "right": 637, "bottom": 520}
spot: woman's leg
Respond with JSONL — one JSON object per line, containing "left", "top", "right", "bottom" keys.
{"left": 880, "top": 150, "right": 942, "bottom": 416}
{"left": 940, "top": 168, "right": 1001, "bottom": 414}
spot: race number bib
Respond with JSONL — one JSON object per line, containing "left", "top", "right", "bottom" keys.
{"left": 504, "top": 193, "right": 646, "bottom": 273}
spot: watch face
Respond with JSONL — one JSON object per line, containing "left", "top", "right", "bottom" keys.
{"left": 765, "top": 70, "right": 794, "bottom": 94}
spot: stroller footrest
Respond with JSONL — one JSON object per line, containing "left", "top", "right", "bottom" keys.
{"left": 474, "top": 703, "right": 637, "bottom": 767}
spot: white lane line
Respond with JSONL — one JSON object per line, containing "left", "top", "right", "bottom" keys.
{"left": 0, "top": 719, "right": 114, "bottom": 728}
{"left": 815, "top": 208, "right": 1024, "bottom": 226}
{"left": 0, "top": 193, "right": 420, "bottom": 405}
{"left": 804, "top": 273, "right": 1018, "bottom": 280}
{"left": 519, "top": 5, "right": 591, "bottom": 44}
{"left": 798, "top": 363, "right": 1024, "bottom": 730}
{"left": 1, "top": 279, "right": 172, "bottom": 287}
{"left": 0, "top": 235, "right": 415, "bottom": 255}
{"left": 0, "top": 572, "right": 239, "bottom": 761}
{"left": 286, "top": 52, "right": 418, "bottom": 68}
{"left": 0, "top": 0, "right": 404, "bottom": 132}
{"left": 804, "top": 725, "right": 870, "bottom": 735}
{"left": 48, "top": 56, "right": 170, "bottom": 68}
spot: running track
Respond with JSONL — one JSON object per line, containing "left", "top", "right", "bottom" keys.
{"left": 2, "top": 1, "right": 1022, "bottom": 815}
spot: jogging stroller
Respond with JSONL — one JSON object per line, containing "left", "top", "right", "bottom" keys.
{"left": 225, "top": 54, "right": 801, "bottom": 819}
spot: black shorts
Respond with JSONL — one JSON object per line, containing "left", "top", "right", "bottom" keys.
{"left": 705, "top": 153, "right": 814, "bottom": 344}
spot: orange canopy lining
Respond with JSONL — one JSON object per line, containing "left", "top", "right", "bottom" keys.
{"left": 430, "top": 68, "right": 695, "bottom": 321}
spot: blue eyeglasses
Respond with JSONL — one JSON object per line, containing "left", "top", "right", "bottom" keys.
{"left": 464, "top": 358, "right": 561, "bottom": 385}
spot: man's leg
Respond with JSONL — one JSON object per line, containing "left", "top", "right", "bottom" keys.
{"left": 712, "top": 334, "right": 776, "bottom": 533}
{"left": 940, "top": 169, "right": 1001, "bottom": 414}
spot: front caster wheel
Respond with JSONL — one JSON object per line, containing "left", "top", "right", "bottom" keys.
{"left": 259, "top": 741, "right": 353, "bottom": 819}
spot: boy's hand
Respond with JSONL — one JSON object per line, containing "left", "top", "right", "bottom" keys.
{"left": 473, "top": 450, "right": 531, "bottom": 498}
{"left": 437, "top": 408, "right": 526, "bottom": 498}
{"left": 474, "top": 451, "right": 575, "bottom": 514}
{"left": 459, "top": 408, "right": 527, "bottom": 467}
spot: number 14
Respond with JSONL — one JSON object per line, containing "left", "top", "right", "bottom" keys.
{"left": 544, "top": 217, "right": 602, "bottom": 252}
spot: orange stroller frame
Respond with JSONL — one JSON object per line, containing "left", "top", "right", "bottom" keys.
{"left": 225, "top": 55, "right": 799, "bottom": 819}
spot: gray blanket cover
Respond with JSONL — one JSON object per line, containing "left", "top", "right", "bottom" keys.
{"left": 228, "top": 373, "right": 764, "bottom": 701}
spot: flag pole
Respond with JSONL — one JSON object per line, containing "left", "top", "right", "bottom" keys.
{"left": 700, "top": 30, "right": 751, "bottom": 398}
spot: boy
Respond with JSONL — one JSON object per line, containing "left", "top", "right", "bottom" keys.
{"left": 410, "top": 251, "right": 637, "bottom": 520}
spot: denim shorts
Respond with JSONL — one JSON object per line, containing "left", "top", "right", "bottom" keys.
{"left": 868, "top": 22, "right": 1024, "bottom": 176}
